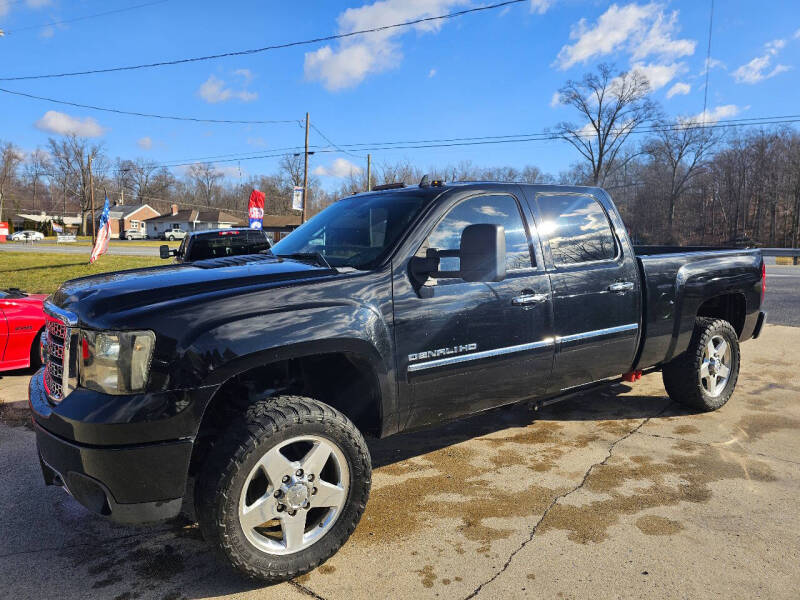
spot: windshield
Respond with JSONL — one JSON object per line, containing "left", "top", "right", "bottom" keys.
{"left": 271, "top": 192, "right": 428, "bottom": 269}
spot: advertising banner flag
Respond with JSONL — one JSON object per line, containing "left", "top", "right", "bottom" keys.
{"left": 248, "top": 189, "right": 265, "bottom": 229}
{"left": 90, "top": 196, "right": 111, "bottom": 264}
{"left": 292, "top": 186, "right": 304, "bottom": 211}
{"left": 52, "top": 222, "right": 64, "bottom": 233}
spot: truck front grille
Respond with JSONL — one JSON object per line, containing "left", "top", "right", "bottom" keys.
{"left": 44, "top": 316, "right": 70, "bottom": 402}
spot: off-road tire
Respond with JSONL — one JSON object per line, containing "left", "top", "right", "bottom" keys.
{"left": 195, "top": 395, "right": 371, "bottom": 582}
{"left": 662, "top": 317, "right": 740, "bottom": 411}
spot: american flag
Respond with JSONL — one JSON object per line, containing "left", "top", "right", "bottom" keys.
{"left": 90, "top": 196, "right": 111, "bottom": 264}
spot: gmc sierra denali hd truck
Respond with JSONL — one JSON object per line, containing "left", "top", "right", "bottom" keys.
{"left": 30, "top": 182, "right": 766, "bottom": 581}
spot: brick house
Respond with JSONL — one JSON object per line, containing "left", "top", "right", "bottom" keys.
{"left": 143, "top": 204, "right": 245, "bottom": 238}
{"left": 94, "top": 204, "right": 160, "bottom": 238}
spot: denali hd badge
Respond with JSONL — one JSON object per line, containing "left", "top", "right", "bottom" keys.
{"left": 409, "top": 343, "right": 477, "bottom": 362}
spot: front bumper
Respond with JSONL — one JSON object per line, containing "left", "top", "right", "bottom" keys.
{"left": 29, "top": 369, "right": 194, "bottom": 524}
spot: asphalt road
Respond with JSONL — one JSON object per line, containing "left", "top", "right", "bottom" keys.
{"left": 0, "top": 242, "right": 160, "bottom": 256}
{"left": 764, "top": 263, "right": 800, "bottom": 327}
{"left": 1, "top": 325, "right": 798, "bottom": 599}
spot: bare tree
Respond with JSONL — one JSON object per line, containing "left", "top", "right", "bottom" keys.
{"left": 278, "top": 154, "right": 304, "bottom": 188}
{"left": 644, "top": 119, "right": 719, "bottom": 241}
{"left": 553, "top": 63, "right": 659, "bottom": 186}
{"left": 188, "top": 162, "right": 223, "bottom": 206}
{"left": 0, "top": 141, "right": 23, "bottom": 222}
{"left": 48, "top": 135, "right": 106, "bottom": 234}
{"left": 24, "top": 148, "right": 51, "bottom": 212}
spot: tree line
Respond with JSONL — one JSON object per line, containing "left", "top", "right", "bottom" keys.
{"left": 1, "top": 63, "right": 798, "bottom": 247}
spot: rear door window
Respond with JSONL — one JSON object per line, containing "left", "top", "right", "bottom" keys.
{"left": 537, "top": 195, "right": 617, "bottom": 265}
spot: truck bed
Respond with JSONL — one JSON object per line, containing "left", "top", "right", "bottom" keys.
{"left": 632, "top": 247, "right": 763, "bottom": 372}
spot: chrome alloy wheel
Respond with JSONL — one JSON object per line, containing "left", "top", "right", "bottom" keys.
{"left": 699, "top": 334, "right": 731, "bottom": 397}
{"left": 238, "top": 435, "right": 349, "bottom": 555}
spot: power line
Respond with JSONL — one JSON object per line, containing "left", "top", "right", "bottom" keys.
{"left": 310, "top": 123, "right": 365, "bottom": 159}
{"left": 702, "top": 0, "right": 715, "bottom": 121}
{"left": 32, "top": 114, "right": 800, "bottom": 178}
{"left": 0, "top": 86, "right": 301, "bottom": 124}
{"left": 0, "top": 0, "right": 527, "bottom": 81}
{"left": 2, "top": 0, "right": 172, "bottom": 35}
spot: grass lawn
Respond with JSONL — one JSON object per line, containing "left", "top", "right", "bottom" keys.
{"left": 0, "top": 252, "right": 164, "bottom": 294}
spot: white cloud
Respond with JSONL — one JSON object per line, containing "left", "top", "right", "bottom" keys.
{"left": 549, "top": 91, "right": 561, "bottom": 107}
{"left": 529, "top": 0, "right": 553, "bottom": 14}
{"left": 733, "top": 38, "right": 791, "bottom": 84}
{"left": 0, "top": 0, "right": 51, "bottom": 17}
{"left": 304, "top": 0, "right": 468, "bottom": 91}
{"left": 688, "top": 104, "right": 743, "bottom": 125}
{"left": 313, "top": 158, "right": 363, "bottom": 178}
{"left": 39, "top": 25, "right": 55, "bottom": 39}
{"left": 666, "top": 81, "right": 690, "bottom": 98}
{"left": 555, "top": 3, "right": 695, "bottom": 70}
{"left": 428, "top": 68, "right": 437, "bottom": 78}
{"left": 795, "top": 28, "right": 800, "bottom": 40}
{"left": 197, "top": 74, "right": 258, "bottom": 103}
{"left": 247, "top": 137, "right": 267, "bottom": 147}
{"left": 137, "top": 137, "right": 153, "bottom": 150}
{"left": 233, "top": 68, "right": 254, "bottom": 83}
{"left": 34, "top": 110, "right": 107, "bottom": 137}
{"left": 630, "top": 61, "right": 682, "bottom": 90}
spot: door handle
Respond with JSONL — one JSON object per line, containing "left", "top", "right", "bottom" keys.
{"left": 511, "top": 293, "right": 549, "bottom": 306}
{"left": 608, "top": 281, "right": 635, "bottom": 293}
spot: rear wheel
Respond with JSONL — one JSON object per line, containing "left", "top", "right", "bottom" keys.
{"left": 662, "top": 318, "right": 740, "bottom": 411}
{"left": 195, "top": 396, "right": 371, "bottom": 582}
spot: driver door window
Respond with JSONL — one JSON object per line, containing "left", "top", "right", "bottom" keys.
{"left": 416, "top": 194, "right": 533, "bottom": 275}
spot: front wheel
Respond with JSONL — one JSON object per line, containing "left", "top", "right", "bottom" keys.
{"left": 195, "top": 396, "right": 371, "bottom": 582}
{"left": 168, "top": 235, "right": 175, "bottom": 241}
{"left": 662, "top": 317, "right": 741, "bottom": 411}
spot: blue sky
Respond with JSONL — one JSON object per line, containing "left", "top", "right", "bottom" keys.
{"left": 1, "top": 0, "right": 799, "bottom": 189}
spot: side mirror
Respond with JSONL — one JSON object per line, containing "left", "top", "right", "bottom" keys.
{"left": 159, "top": 245, "right": 176, "bottom": 259}
{"left": 408, "top": 224, "right": 506, "bottom": 285}
{"left": 459, "top": 224, "right": 506, "bottom": 282}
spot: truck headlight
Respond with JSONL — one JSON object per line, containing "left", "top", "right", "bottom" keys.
{"left": 79, "top": 330, "right": 155, "bottom": 394}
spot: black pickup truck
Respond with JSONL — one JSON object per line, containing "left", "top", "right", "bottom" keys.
{"left": 30, "top": 182, "right": 766, "bottom": 581}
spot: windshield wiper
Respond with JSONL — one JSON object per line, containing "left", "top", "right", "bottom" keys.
{"left": 275, "top": 252, "right": 333, "bottom": 270}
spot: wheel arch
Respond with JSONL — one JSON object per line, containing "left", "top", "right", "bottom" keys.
{"left": 188, "top": 340, "right": 393, "bottom": 479}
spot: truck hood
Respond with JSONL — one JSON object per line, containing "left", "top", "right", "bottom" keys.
{"left": 50, "top": 254, "right": 336, "bottom": 328}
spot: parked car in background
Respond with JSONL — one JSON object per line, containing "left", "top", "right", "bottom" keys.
{"left": 162, "top": 228, "right": 187, "bottom": 241}
{"left": 122, "top": 229, "right": 147, "bottom": 240}
{"left": 0, "top": 288, "right": 46, "bottom": 372}
{"left": 10, "top": 230, "right": 45, "bottom": 241}
{"left": 160, "top": 228, "right": 271, "bottom": 263}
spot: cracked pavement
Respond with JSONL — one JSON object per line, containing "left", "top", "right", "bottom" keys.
{"left": 1, "top": 324, "right": 799, "bottom": 599}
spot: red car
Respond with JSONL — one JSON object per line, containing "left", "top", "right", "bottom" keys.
{"left": 0, "top": 289, "right": 47, "bottom": 372}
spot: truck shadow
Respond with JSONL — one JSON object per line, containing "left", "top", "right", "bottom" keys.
{"left": 367, "top": 383, "right": 694, "bottom": 469}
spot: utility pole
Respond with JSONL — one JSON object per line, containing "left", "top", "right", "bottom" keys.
{"left": 302, "top": 112, "right": 309, "bottom": 223}
{"left": 367, "top": 153, "right": 372, "bottom": 191}
{"left": 89, "top": 154, "right": 96, "bottom": 244}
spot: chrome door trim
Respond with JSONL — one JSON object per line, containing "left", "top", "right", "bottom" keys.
{"left": 407, "top": 338, "right": 555, "bottom": 373}
{"left": 557, "top": 323, "right": 638, "bottom": 344}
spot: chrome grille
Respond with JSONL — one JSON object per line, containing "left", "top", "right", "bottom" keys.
{"left": 44, "top": 315, "right": 69, "bottom": 402}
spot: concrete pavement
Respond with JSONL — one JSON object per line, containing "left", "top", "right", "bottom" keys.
{"left": 1, "top": 325, "right": 798, "bottom": 599}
